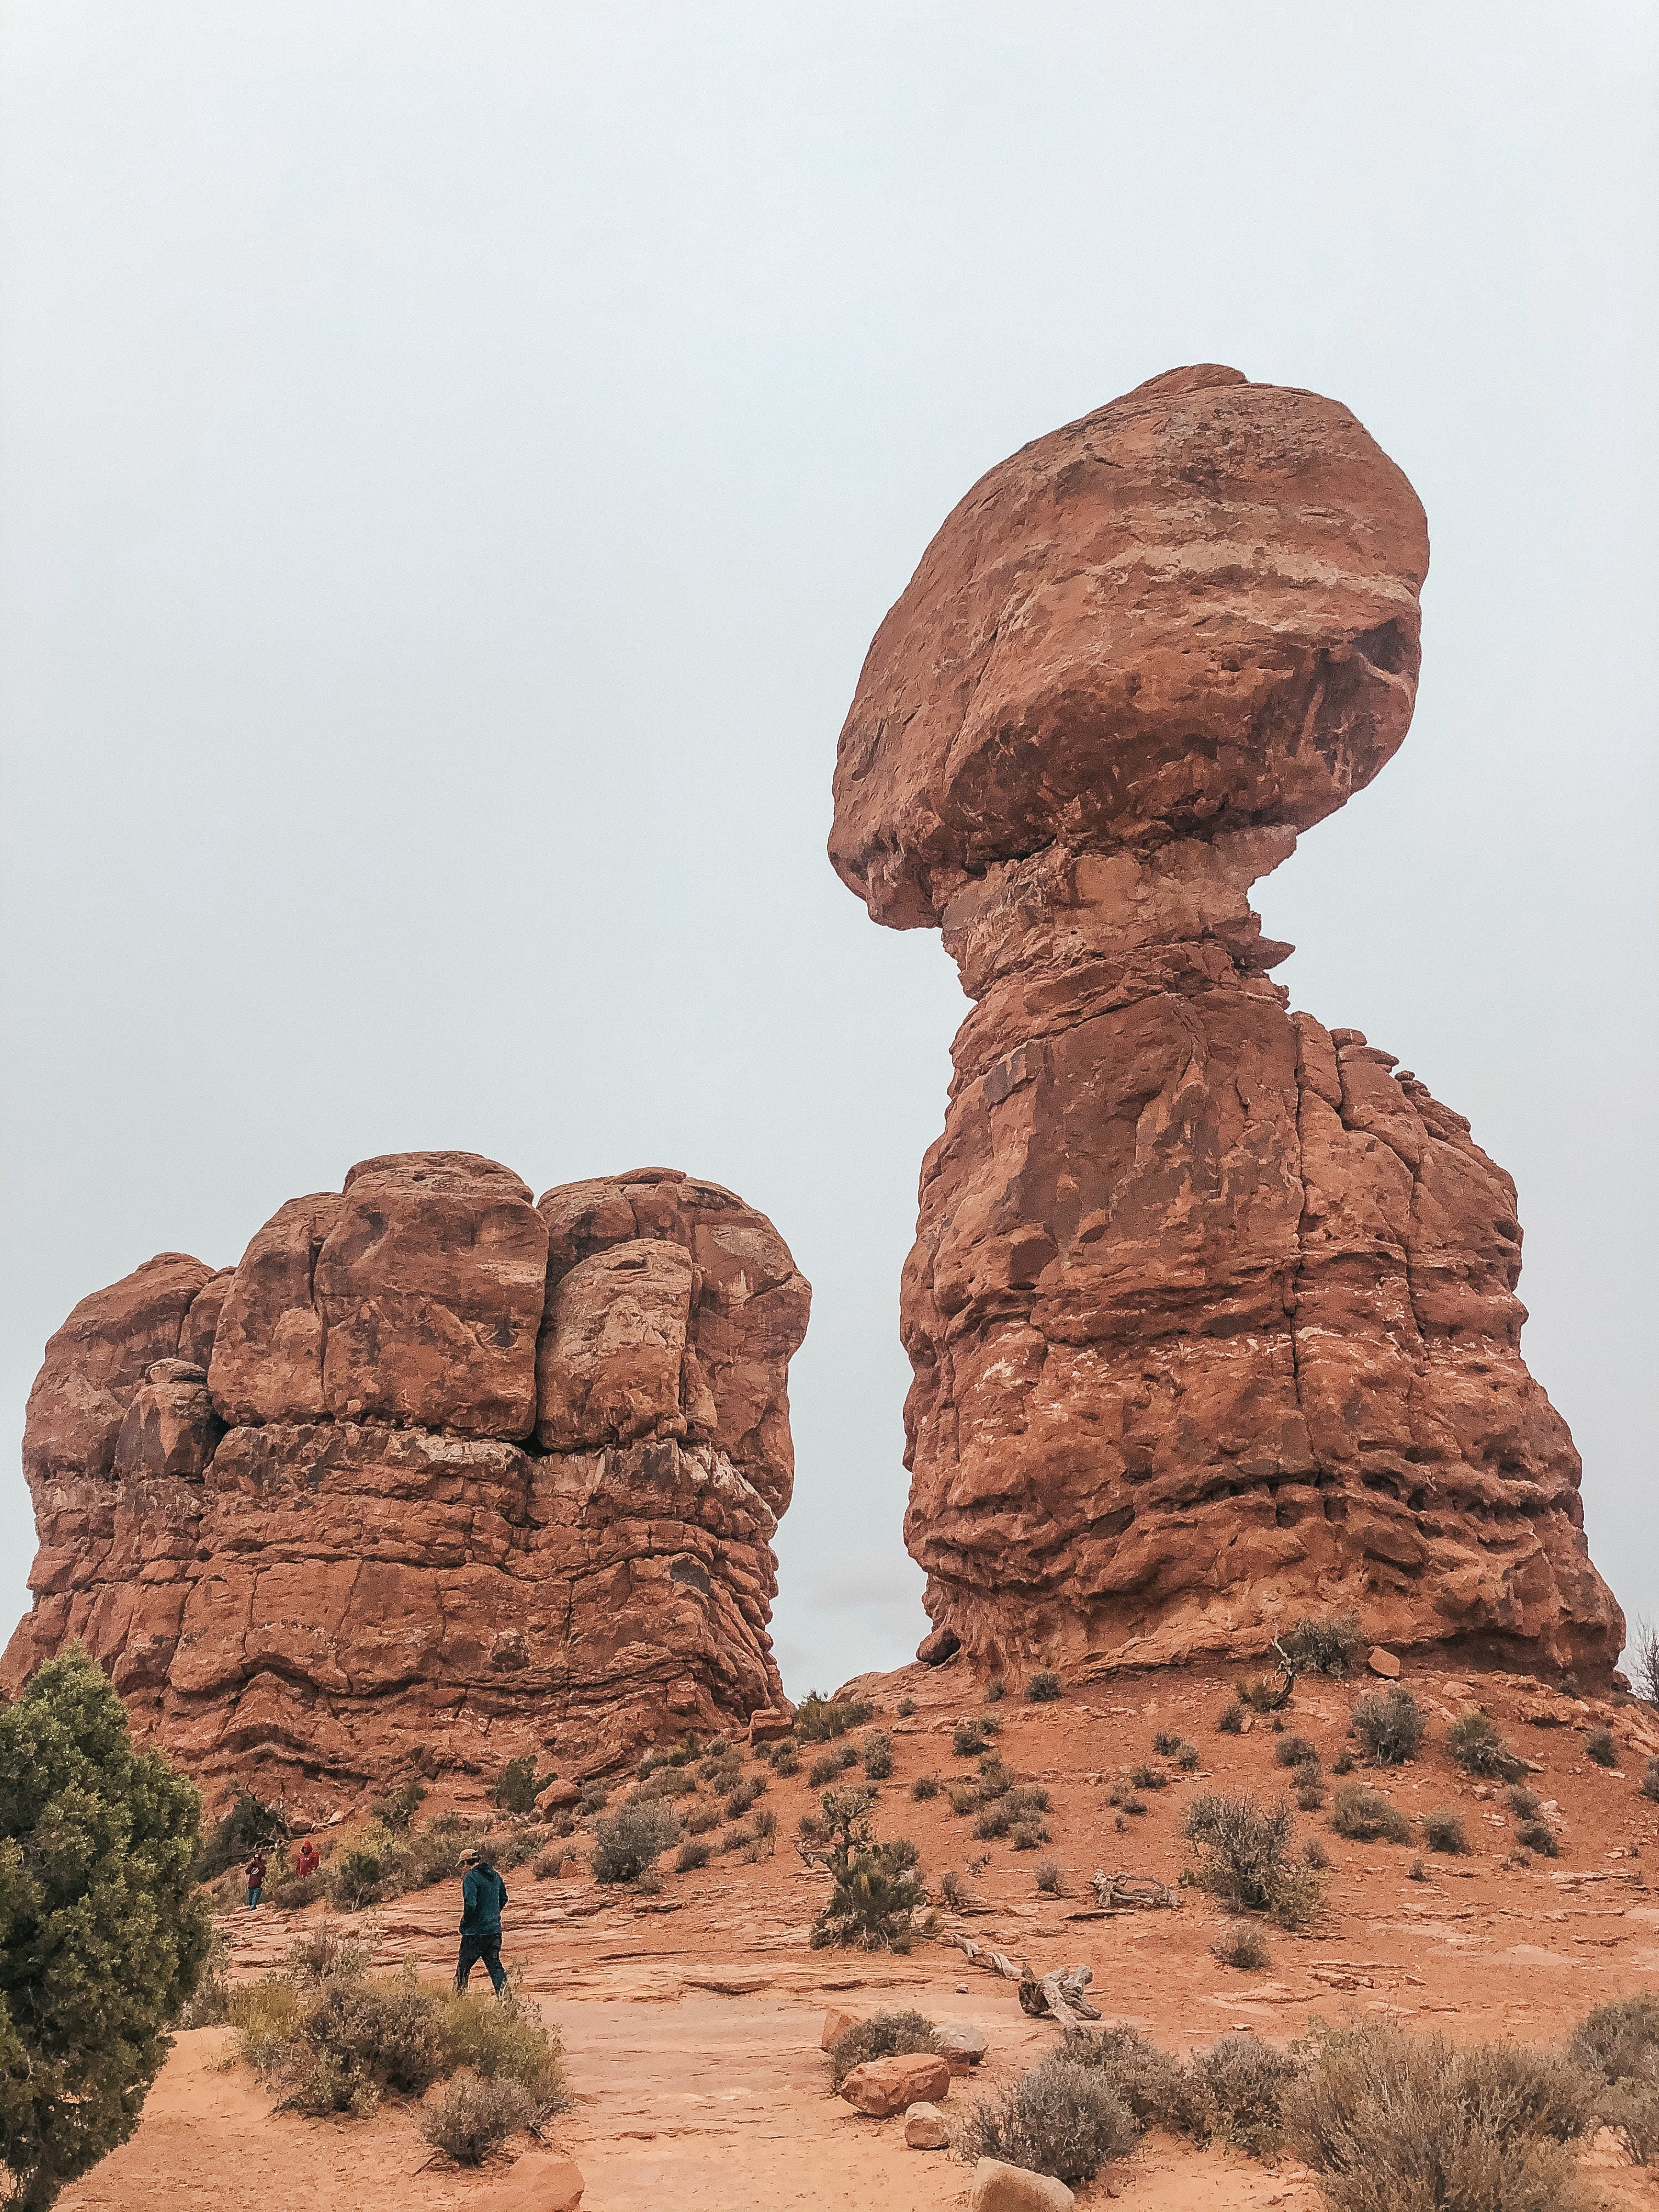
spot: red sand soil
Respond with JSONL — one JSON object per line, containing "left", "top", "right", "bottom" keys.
{"left": 59, "top": 1657, "right": 1659, "bottom": 2211}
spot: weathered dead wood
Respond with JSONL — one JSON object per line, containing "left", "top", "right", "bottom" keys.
{"left": 946, "top": 1933, "right": 1101, "bottom": 2027}
{"left": 1089, "top": 1870, "right": 1177, "bottom": 1912}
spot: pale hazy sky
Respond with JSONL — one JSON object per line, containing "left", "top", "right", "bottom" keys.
{"left": 2, "top": 3, "right": 1654, "bottom": 1697}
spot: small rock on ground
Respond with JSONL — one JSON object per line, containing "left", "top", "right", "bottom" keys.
{"left": 904, "top": 2101, "right": 949, "bottom": 2149}
{"left": 969, "top": 2158, "right": 1073, "bottom": 2212}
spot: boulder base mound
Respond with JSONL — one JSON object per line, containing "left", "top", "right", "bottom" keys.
{"left": 830, "top": 363, "right": 1621, "bottom": 1682}
{"left": 2, "top": 1154, "right": 810, "bottom": 1805}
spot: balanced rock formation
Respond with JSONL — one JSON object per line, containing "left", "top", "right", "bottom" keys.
{"left": 3, "top": 1154, "right": 810, "bottom": 1802}
{"left": 830, "top": 363, "right": 1620, "bottom": 1680}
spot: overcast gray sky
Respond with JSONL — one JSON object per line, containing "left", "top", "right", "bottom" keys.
{"left": 2, "top": 2, "right": 1654, "bottom": 1698}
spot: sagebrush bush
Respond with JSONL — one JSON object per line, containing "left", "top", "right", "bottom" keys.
{"left": 532, "top": 1847, "right": 568, "bottom": 1880}
{"left": 911, "top": 1773, "right": 940, "bottom": 1801}
{"left": 1187, "top": 2033, "right": 1300, "bottom": 2158}
{"left": 960, "top": 2054, "right": 1137, "bottom": 2181}
{"left": 1643, "top": 1757, "right": 1659, "bottom": 1805}
{"left": 952, "top": 1718, "right": 990, "bottom": 1757}
{"left": 1035, "top": 1858, "right": 1061, "bottom": 1894}
{"left": 897, "top": 1697, "right": 916, "bottom": 1717}
{"left": 1275, "top": 1735, "right": 1319, "bottom": 1770}
{"left": 1218, "top": 1701, "right": 1245, "bottom": 1734}
{"left": 1057, "top": 2025, "right": 1189, "bottom": 2130}
{"left": 1130, "top": 1763, "right": 1168, "bottom": 1791}
{"left": 1330, "top": 1784, "right": 1410, "bottom": 1844}
{"left": 793, "top": 1693, "right": 873, "bottom": 1743}
{"left": 1422, "top": 1808, "right": 1468, "bottom": 1855}
{"left": 675, "top": 1840, "right": 712, "bottom": 1872}
{"left": 1508, "top": 1786, "right": 1542, "bottom": 1819}
{"left": 1026, "top": 1670, "right": 1062, "bottom": 1703}
{"left": 725, "top": 1774, "right": 769, "bottom": 1818}
{"left": 590, "top": 1794, "right": 680, "bottom": 1883}
{"left": 1212, "top": 1924, "right": 1271, "bottom": 1971}
{"left": 862, "top": 1731, "right": 894, "bottom": 1780}
{"left": 1288, "top": 2018, "right": 1594, "bottom": 2212}
{"left": 986, "top": 1678, "right": 1006, "bottom": 1703}
{"left": 1296, "top": 1780, "right": 1327, "bottom": 1812}
{"left": 418, "top": 2075, "right": 535, "bottom": 2164}
{"left": 1281, "top": 1611, "right": 1365, "bottom": 1677}
{"left": 368, "top": 1780, "right": 427, "bottom": 1832}
{"left": 1569, "top": 1994, "right": 1659, "bottom": 2163}
{"left": 1153, "top": 1730, "right": 1181, "bottom": 1756}
{"left": 973, "top": 1803, "right": 1012, "bottom": 1841}
{"left": 1446, "top": 1709, "right": 1527, "bottom": 1782}
{"left": 827, "top": 2007, "right": 938, "bottom": 2089}
{"left": 1408, "top": 1857, "right": 1429, "bottom": 1882}
{"left": 1123, "top": 1795, "right": 1148, "bottom": 1817}
{"left": 1515, "top": 1817, "right": 1560, "bottom": 1857}
{"left": 1351, "top": 1687, "right": 1425, "bottom": 1766}
{"left": 1181, "top": 1791, "right": 1325, "bottom": 1927}
{"left": 1012, "top": 1821, "right": 1050, "bottom": 1851}
{"left": 1585, "top": 1728, "right": 1618, "bottom": 1769}
{"left": 1176, "top": 1741, "right": 1200, "bottom": 1770}
{"left": 685, "top": 1803, "right": 721, "bottom": 1836}
{"left": 493, "top": 1756, "right": 552, "bottom": 1815}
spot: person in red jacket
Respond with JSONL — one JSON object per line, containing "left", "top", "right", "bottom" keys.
{"left": 244, "top": 1850, "right": 267, "bottom": 1909}
{"left": 295, "top": 1840, "right": 320, "bottom": 1881}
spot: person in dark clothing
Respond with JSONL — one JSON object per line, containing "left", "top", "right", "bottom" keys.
{"left": 454, "top": 1848, "right": 509, "bottom": 1996}
{"left": 245, "top": 1850, "right": 267, "bottom": 1909}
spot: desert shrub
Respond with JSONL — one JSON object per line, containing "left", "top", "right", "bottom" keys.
{"left": 1057, "top": 2024, "right": 1190, "bottom": 2130}
{"left": 1331, "top": 1750, "right": 1356, "bottom": 1775}
{"left": 986, "top": 1678, "right": 1006, "bottom": 1703}
{"left": 771, "top": 1745, "right": 800, "bottom": 1777}
{"left": 532, "top": 1847, "right": 569, "bottom": 1880}
{"left": 1187, "top": 2033, "right": 1300, "bottom": 2158}
{"left": 952, "top": 1718, "right": 990, "bottom": 1757}
{"left": 973, "top": 1802, "right": 1012, "bottom": 1841}
{"left": 493, "top": 1756, "right": 556, "bottom": 1815}
{"left": 1275, "top": 1734, "right": 1319, "bottom": 1770}
{"left": 1569, "top": 1995, "right": 1659, "bottom": 2163}
{"left": 1181, "top": 1790, "right": 1324, "bottom": 1926}
{"left": 418, "top": 2075, "right": 535, "bottom": 2164}
{"left": 1281, "top": 1611, "right": 1365, "bottom": 1677}
{"left": 436, "top": 1988, "right": 566, "bottom": 2108}
{"left": 1012, "top": 1821, "right": 1051, "bottom": 1851}
{"left": 330, "top": 1844, "right": 390, "bottom": 1909}
{"left": 1643, "top": 1759, "right": 1659, "bottom": 1804}
{"left": 810, "top": 1788, "right": 928, "bottom": 1952}
{"left": 1445, "top": 1709, "right": 1526, "bottom": 1782}
{"left": 298, "top": 1974, "right": 448, "bottom": 2102}
{"left": 1330, "top": 1784, "right": 1410, "bottom": 1844}
{"left": 1296, "top": 1779, "right": 1327, "bottom": 1812}
{"left": 960, "top": 2053, "right": 1137, "bottom": 2181}
{"left": 725, "top": 1774, "right": 768, "bottom": 1818}
{"left": 1409, "top": 1857, "right": 1429, "bottom": 1882}
{"left": 591, "top": 1794, "right": 680, "bottom": 1883}
{"left": 1630, "top": 1618, "right": 1659, "bottom": 1707}
{"left": 1026, "top": 1670, "right": 1062, "bottom": 1703}
{"left": 977, "top": 1756, "right": 1014, "bottom": 1796}
{"left": 939, "top": 1869, "right": 967, "bottom": 1909}
{"left": 685, "top": 1803, "right": 721, "bottom": 1836}
{"left": 1304, "top": 1836, "right": 1330, "bottom": 1869}
{"left": 897, "top": 1697, "right": 916, "bottom": 1717}
{"left": 911, "top": 1773, "right": 940, "bottom": 1801}
{"left": 1217, "top": 1701, "right": 1245, "bottom": 1734}
{"left": 1176, "top": 1741, "right": 1200, "bottom": 1770}
{"left": 1130, "top": 1763, "right": 1168, "bottom": 1791}
{"left": 947, "top": 1780, "right": 980, "bottom": 1816}
{"left": 1035, "top": 1858, "right": 1062, "bottom": 1894}
{"left": 810, "top": 1752, "right": 849, "bottom": 1790}
{"left": 1122, "top": 1794, "right": 1149, "bottom": 1817}
{"left": 1423, "top": 1808, "right": 1468, "bottom": 1855}
{"left": 1288, "top": 2018, "right": 1594, "bottom": 2212}
{"left": 640, "top": 1764, "right": 698, "bottom": 1801}
{"left": 1237, "top": 1672, "right": 1294, "bottom": 1714}
{"left": 1153, "top": 1730, "right": 1181, "bottom": 1756}
{"left": 862, "top": 1731, "right": 894, "bottom": 1781}
{"left": 1585, "top": 1728, "right": 1618, "bottom": 1769}
{"left": 368, "top": 1780, "right": 427, "bottom": 1832}
{"left": 793, "top": 1693, "right": 873, "bottom": 1743}
{"left": 576, "top": 1781, "right": 610, "bottom": 1817}
{"left": 1212, "top": 1924, "right": 1271, "bottom": 1971}
{"left": 674, "top": 1840, "right": 712, "bottom": 1873}
{"left": 827, "top": 2007, "right": 938, "bottom": 2089}
{"left": 1007, "top": 1783, "right": 1049, "bottom": 1816}
{"left": 478, "top": 1828, "right": 537, "bottom": 1874}
{"left": 1515, "top": 1818, "right": 1560, "bottom": 1857}
{"left": 178, "top": 1932, "right": 234, "bottom": 2028}
{"left": 198, "top": 1788, "right": 290, "bottom": 1882}
{"left": 1508, "top": 1786, "right": 1542, "bottom": 1818}
{"left": 1351, "top": 1687, "right": 1425, "bottom": 1766}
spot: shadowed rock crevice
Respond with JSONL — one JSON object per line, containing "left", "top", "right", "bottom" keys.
{"left": 832, "top": 364, "right": 1620, "bottom": 1681}
{"left": 3, "top": 1155, "right": 809, "bottom": 1804}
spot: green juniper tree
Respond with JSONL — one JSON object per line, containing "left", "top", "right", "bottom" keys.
{"left": 0, "top": 1647, "right": 209, "bottom": 2209}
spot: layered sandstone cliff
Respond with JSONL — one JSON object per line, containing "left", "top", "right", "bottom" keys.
{"left": 830, "top": 363, "right": 1620, "bottom": 1680}
{"left": 3, "top": 1153, "right": 809, "bottom": 1802}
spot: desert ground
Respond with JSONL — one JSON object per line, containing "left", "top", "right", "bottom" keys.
{"left": 61, "top": 1655, "right": 1659, "bottom": 2212}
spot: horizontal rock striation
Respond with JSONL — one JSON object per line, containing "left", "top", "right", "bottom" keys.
{"left": 831, "top": 363, "right": 1621, "bottom": 1681}
{"left": 3, "top": 1155, "right": 809, "bottom": 1802}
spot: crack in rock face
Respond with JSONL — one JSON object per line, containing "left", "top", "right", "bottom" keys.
{"left": 830, "top": 362, "right": 1622, "bottom": 1684}
{"left": 3, "top": 1155, "right": 809, "bottom": 1804}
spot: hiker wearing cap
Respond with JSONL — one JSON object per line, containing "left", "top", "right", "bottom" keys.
{"left": 454, "top": 1847, "right": 510, "bottom": 1996}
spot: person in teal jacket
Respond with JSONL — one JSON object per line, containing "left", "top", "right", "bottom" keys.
{"left": 454, "top": 1847, "right": 510, "bottom": 1995}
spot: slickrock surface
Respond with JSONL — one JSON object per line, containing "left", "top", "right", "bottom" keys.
{"left": 57, "top": 1658, "right": 1659, "bottom": 2211}
{"left": 3, "top": 1155, "right": 809, "bottom": 1805}
{"left": 830, "top": 363, "right": 1621, "bottom": 1681}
